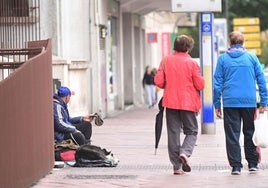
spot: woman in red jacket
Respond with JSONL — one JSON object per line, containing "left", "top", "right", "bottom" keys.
{"left": 154, "top": 35, "right": 205, "bottom": 175}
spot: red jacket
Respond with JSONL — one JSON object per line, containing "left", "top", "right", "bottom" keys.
{"left": 154, "top": 52, "right": 205, "bottom": 112}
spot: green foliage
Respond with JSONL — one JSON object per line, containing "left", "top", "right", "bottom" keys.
{"left": 215, "top": 0, "right": 268, "bottom": 66}
{"left": 215, "top": 0, "right": 268, "bottom": 31}
{"left": 176, "top": 1, "right": 268, "bottom": 64}
{"left": 177, "top": 16, "right": 200, "bottom": 58}
{"left": 177, "top": 27, "right": 199, "bottom": 58}
{"left": 259, "top": 39, "right": 268, "bottom": 65}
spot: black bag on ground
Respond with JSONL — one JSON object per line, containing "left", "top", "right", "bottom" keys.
{"left": 74, "top": 144, "right": 119, "bottom": 167}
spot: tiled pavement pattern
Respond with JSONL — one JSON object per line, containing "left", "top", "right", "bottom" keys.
{"left": 32, "top": 106, "right": 268, "bottom": 188}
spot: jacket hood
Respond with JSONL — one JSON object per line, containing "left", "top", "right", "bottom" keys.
{"left": 53, "top": 94, "right": 68, "bottom": 110}
{"left": 227, "top": 44, "right": 246, "bottom": 58}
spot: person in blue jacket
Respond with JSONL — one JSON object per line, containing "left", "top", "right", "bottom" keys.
{"left": 53, "top": 86, "right": 93, "bottom": 145}
{"left": 213, "top": 31, "right": 268, "bottom": 175}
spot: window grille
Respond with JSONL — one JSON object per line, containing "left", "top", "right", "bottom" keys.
{"left": 0, "top": 0, "right": 40, "bottom": 48}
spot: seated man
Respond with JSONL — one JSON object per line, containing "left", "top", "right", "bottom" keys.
{"left": 53, "top": 86, "right": 93, "bottom": 145}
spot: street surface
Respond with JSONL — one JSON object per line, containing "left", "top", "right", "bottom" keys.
{"left": 32, "top": 106, "right": 268, "bottom": 188}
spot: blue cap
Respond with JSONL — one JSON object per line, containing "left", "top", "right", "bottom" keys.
{"left": 57, "top": 86, "right": 72, "bottom": 97}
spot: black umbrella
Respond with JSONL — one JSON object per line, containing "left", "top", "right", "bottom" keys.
{"left": 155, "top": 97, "right": 164, "bottom": 155}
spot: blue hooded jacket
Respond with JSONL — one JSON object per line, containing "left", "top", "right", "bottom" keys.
{"left": 53, "top": 94, "right": 82, "bottom": 143}
{"left": 213, "top": 45, "right": 268, "bottom": 109}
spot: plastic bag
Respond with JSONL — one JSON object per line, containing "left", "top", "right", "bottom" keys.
{"left": 252, "top": 112, "right": 268, "bottom": 148}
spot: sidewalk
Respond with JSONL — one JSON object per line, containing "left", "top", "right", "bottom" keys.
{"left": 32, "top": 106, "right": 268, "bottom": 188}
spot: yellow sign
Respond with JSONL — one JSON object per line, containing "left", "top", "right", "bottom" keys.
{"left": 247, "top": 48, "right": 261, "bottom": 55}
{"left": 233, "top": 25, "right": 260, "bottom": 33}
{"left": 243, "top": 33, "right": 260, "bottom": 40}
{"left": 232, "top": 17, "right": 261, "bottom": 55}
{"left": 244, "top": 41, "right": 261, "bottom": 48}
{"left": 233, "top": 18, "right": 259, "bottom": 25}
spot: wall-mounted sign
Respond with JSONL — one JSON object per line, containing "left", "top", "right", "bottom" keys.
{"left": 147, "top": 33, "right": 158, "bottom": 43}
{"left": 161, "top": 32, "right": 171, "bottom": 58}
{"left": 172, "top": 0, "right": 222, "bottom": 12}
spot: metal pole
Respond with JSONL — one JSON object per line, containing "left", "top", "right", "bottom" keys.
{"left": 225, "top": 0, "right": 229, "bottom": 33}
{"left": 200, "top": 13, "right": 216, "bottom": 134}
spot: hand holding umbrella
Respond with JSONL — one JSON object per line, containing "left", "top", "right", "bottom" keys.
{"left": 155, "top": 97, "right": 164, "bottom": 155}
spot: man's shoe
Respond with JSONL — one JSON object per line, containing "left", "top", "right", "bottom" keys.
{"left": 249, "top": 167, "right": 258, "bottom": 172}
{"left": 249, "top": 166, "right": 258, "bottom": 173}
{"left": 231, "top": 167, "right": 241, "bottom": 175}
{"left": 248, "top": 163, "right": 258, "bottom": 173}
{"left": 179, "top": 154, "right": 191, "bottom": 172}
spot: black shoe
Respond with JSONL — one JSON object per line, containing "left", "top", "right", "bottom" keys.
{"left": 249, "top": 167, "right": 258, "bottom": 172}
{"left": 231, "top": 167, "right": 241, "bottom": 175}
{"left": 248, "top": 164, "right": 258, "bottom": 173}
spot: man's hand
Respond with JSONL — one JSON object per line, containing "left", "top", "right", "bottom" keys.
{"left": 259, "top": 106, "right": 267, "bottom": 114}
{"left": 215, "top": 108, "right": 222, "bottom": 118}
{"left": 83, "top": 115, "right": 94, "bottom": 122}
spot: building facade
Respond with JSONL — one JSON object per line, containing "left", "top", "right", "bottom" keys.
{"left": 1, "top": 0, "right": 189, "bottom": 117}
{"left": 36, "top": 0, "right": 149, "bottom": 117}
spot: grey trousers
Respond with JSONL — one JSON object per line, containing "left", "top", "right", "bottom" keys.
{"left": 166, "top": 108, "right": 198, "bottom": 171}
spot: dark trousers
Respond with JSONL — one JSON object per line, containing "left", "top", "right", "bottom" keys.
{"left": 64, "top": 121, "right": 92, "bottom": 146}
{"left": 223, "top": 107, "right": 259, "bottom": 168}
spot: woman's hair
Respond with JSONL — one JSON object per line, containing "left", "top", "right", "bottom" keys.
{"left": 144, "top": 65, "right": 151, "bottom": 74}
{"left": 173, "top": 35, "right": 194, "bottom": 52}
{"left": 229, "top": 31, "right": 244, "bottom": 45}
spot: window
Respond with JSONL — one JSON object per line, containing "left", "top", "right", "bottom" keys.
{"left": 0, "top": 0, "right": 40, "bottom": 48}
{"left": 0, "top": 0, "right": 29, "bottom": 17}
